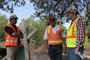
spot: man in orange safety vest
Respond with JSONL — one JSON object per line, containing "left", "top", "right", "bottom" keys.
{"left": 44, "top": 16, "right": 64, "bottom": 60}
{"left": 4, "top": 14, "right": 23, "bottom": 60}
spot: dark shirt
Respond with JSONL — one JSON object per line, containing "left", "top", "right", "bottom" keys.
{"left": 5, "top": 26, "right": 15, "bottom": 35}
{"left": 4, "top": 25, "right": 23, "bottom": 36}
{"left": 4, "top": 24, "right": 23, "bottom": 45}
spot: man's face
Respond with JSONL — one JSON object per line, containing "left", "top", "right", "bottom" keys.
{"left": 68, "top": 9, "right": 76, "bottom": 20}
{"left": 49, "top": 19, "right": 56, "bottom": 27}
{"left": 10, "top": 18, "right": 17, "bottom": 25}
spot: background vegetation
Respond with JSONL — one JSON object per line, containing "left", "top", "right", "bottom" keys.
{"left": 0, "top": 15, "right": 8, "bottom": 42}
{"left": 19, "top": 16, "right": 47, "bottom": 48}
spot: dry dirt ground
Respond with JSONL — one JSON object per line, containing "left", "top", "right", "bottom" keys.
{"left": 84, "top": 45, "right": 90, "bottom": 60}
{"left": 30, "top": 45, "right": 90, "bottom": 60}
{"left": 1, "top": 45, "right": 90, "bottom": 60}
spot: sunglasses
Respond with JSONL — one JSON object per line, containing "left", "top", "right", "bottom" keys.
{"left": 11, "top": 18, "right": 18, "bottom": 20}
{"left": 68, "top": 10, "right": 76, "bottom": 13}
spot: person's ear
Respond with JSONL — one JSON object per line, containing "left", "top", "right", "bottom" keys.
{"left": 10, "top": 20, "right": 11, "bottom": 22}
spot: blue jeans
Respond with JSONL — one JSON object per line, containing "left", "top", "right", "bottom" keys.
{"left": 67, "top": 46, "right": 84, "bottom": 60}
{"left": 48, "top": 44, "right": 62, "bottom": 60}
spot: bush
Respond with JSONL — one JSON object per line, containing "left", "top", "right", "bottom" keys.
{"left": 19, "top": 17, "right": 47, "bottom": 48}
{"left": 0, "top": 16, "right": 8, "bottom": 42}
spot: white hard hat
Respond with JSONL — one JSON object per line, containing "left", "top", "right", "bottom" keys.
{"left": 67, "top": 5, "right": 79, "bottom": 14}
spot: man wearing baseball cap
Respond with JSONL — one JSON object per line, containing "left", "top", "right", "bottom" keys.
{"left": 4, "top": 14, "right": 23, "bottom": 60}
{"left": 44, "top": 16, "right": 64, "bottom": 60}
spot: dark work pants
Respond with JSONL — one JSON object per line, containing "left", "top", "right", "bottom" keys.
{"left": 48, "top": 44, "right": 62, "bottom": 60}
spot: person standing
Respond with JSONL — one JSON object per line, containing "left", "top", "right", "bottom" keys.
{"left": 4, "top": 14, "right": 23, "bottom": 60}
{"left": 66, "top": 6, "right": 88, "bottom": 60}
{"left": 44, "top": 16, "right": 64, "bottom": 60}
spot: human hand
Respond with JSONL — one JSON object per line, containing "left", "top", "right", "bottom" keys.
{"left": 75, "top": 48, "right": 79, "bottom": 55}
{"left": 63, "top": 47, "right": 67, "bottom": 54}
{"left": 12, "top": 32, "right": 20, "bottom": 37}
{"left": 45, "top": 48, "right": 48, "bottom": 54}
{"left": 45, "top": 44, "right": 48, "bottom": 54}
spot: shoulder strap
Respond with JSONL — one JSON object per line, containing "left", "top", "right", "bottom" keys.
{"left": 47, "top": 25, "right": 52, "bottom": 34}
{"left": 68, "top": 18, "right": 78, "bottom": 32}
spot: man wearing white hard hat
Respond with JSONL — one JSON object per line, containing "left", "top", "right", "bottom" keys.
{"left": 66, "top": 6, "right": 88, "bottom": 60}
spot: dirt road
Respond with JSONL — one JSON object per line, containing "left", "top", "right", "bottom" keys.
{"left": 30, "top": 45, "right": 90, "bottom": 60}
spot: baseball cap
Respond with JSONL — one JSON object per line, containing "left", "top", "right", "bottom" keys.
{"left": 9, "top": 14, "right": 18, "bottom": 20}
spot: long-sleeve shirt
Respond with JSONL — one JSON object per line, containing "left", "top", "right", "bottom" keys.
{"left": 76, "top": 17, "right": 85, "bottom": 48}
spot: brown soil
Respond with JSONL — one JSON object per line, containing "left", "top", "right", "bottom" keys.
{"left": 30, "top": 45, "right": 90, "bottom": 60}
{"left": 84, "top": 45, "right": 90, "bottom": 60}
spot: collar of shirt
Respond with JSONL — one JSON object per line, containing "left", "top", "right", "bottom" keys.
{"left": 51, "top": 25, "right": 60, "bottom": 33}
{"left": 63, "top": 20, "right": 72, "bottom": 30}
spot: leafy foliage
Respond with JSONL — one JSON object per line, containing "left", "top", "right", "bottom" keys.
{"left": 30, "top": 0, "right": 90, "bottom": 18}
{"left": 0, "top": 0, "right": 90, "bottom": 20}
{"left": 0, "top": 0, "right": 90, "bottom": 19}
{"left": 19, "top": 16, "right": 47, "bottom": 47}
{"left": 0, "top": 15, "right": 8, "bottom": 41}
{"left": 0, "top": 0, "right": 26, "bottom": 13}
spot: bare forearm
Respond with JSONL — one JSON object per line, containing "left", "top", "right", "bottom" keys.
{"left": 45, "top": 40, "right": 48, "bottom": 49}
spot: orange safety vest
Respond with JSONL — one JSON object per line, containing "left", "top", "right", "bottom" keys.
{"left": 4, "top": 24, "right": 21, "bottom": 46}
{"left": 47, "top": 25, "right": 63, "bottom": 45}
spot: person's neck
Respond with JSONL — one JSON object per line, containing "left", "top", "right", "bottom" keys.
{"left": 51, "top": 24, "right": 56, "bottom": 28}
{"left": 10, "top": 23, "right": 15, "bottom": 26}
{"left": 72, "top": 15, "right": 77, "bottom": 21}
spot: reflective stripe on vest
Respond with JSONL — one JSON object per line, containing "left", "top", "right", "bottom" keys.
{"left": 66, "top": 18, "right": 78, "bottom": 48}
{"left": 47, "top": 25, "right": 63, "bottom": 45}
{"left": 48, "top": 40, "right": 63, "bottom": 45}
{"left": 5, "top": 24, "right": 20, "bottom": 46}
{"left": 6, "top": 40, "right": 17, "bottom": 42}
